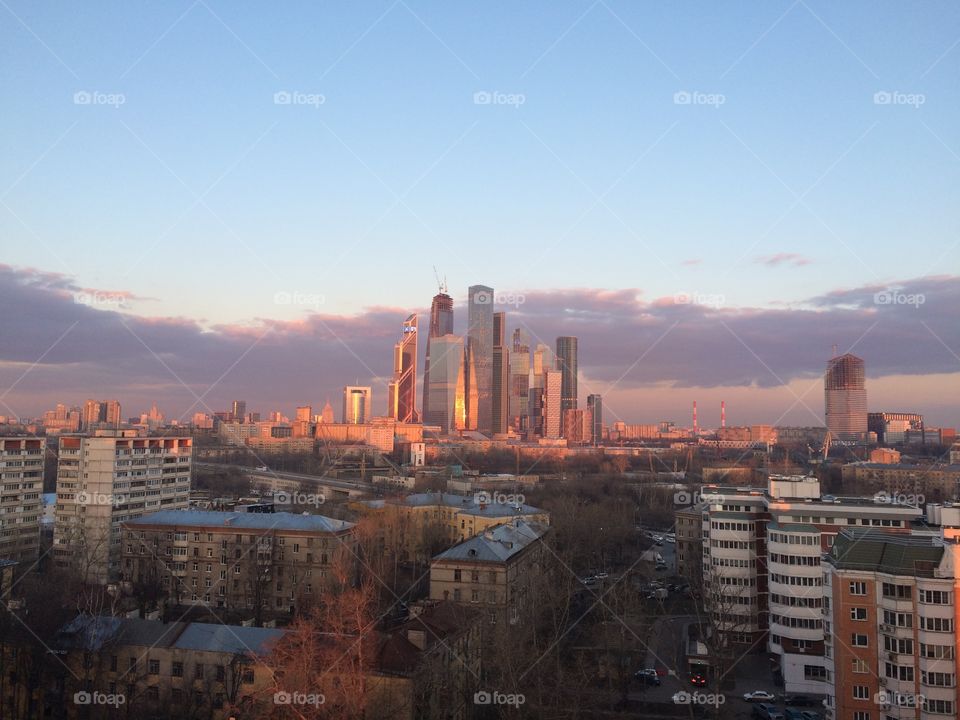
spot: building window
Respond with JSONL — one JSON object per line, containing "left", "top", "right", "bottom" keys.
{"left": 453, "top": 569, "right": 461, "bottom": 582}
{"left": 850, "top": 607, "right": 867, "bottom": 621}
{"left": 853, "top": 685, "right": 869, "bottom": 700}
{"left": 851, "top": 634, "right": 868, "bottom": 647}
{"left": 148, "top": 659, "right": 160, "bottom": 675}
{"left": 242, "top": 668, "right": 254, "bottom": 684}
{"left": 852, "top": 713, "right": 870, "bottom": 720}
{"left": 849, "top": 581, "right": 867, "bottom": 595}
{"left": 216, "top": 665, "right": 225, "bottom": 681}
{"left": 172, "top": 661, "right": 183, "bottom": 677}
{"left": 852, "top": 659, "right": 869, "bottom": 673}
{"left": 195, "top": 663, "right": 204, "bottom": 680}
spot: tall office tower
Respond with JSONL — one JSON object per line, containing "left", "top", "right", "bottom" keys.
{"left": 422, "top": 290, "right": 454, "bottom": 420}
{"left": 491, "top": 312, "right": 510, "bottom": 434}
{"left": 824, "top": 353, "right": 867, "bottom": 440}
{"left": 555, "top": 336, "right": 578, "bottom": 412}
{"left": 388, "top": 314, "right": 419, "bottom": 423}
{"left": 423, "top": 335, "right": 464, "bottom": 433}
{"left": 54, "top": 433, "right": 192, "bottom": 584}
{"left": 541, "top": 370, "right": 562, "bottom": 439}
{"left": 509, "top": 329, "right": 531, "bottom": 430}
{"left": 103, "top": 400, "right": 121, "bottom": 426}
{"left": 232, "top": 400, "right": 247, "bottom": 423}
{"left": 587, "top": 394, "right": 603, "bottom": 445}
{"left": 342, "top": 387, "right": 372, "bottom": 424}
{"left": 555, "top": 336, "right": 578, "bottom": 436}
{"left": 0, "top": 438, "right": 44, "bottom": 565}
{"left": 467, "top": 285, "right": 494, "bottom": 434}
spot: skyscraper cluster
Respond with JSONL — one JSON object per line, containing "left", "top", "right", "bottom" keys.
{"left": 418, "top": 282, "right": 590, "bottom": 441}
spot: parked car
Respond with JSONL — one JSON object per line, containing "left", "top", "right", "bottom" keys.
{"left": 744, "top": 691, "right": 777, "bottom": 703}
{"left": 782, "top": 695, "right": 817, "bottom": 707}
{"left": 594, "top": 572, "right": 609, "bottom": 581}
{"left": 801, "top": 712, "right": 822, "bottom": 720}
{"left": 654, "top": 536, "right": 664, "bottom": 545}
{"left": 785, "top": 708, "right": 806, "bottom": 720}
{"left": 690, "top": 673, "right": 707, "bottom": 687}
{"left": 665, "top": 536, "right": 676, "bottom": 543}
{"left": 635, "top": 669, "right": 661, "bottom": 686}
{"left": 753, "top": 703, "right": 784, "bottom": 720}
{"left": 656, "top": 562, "right": 668, "bottom": 571}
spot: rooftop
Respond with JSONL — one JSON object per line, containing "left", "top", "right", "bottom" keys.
{"left": 827, "top": 529, "right": 944, "bottom": 577}
{"left": 434, "top": 519, "right": 550, "bottom": 563}
{"left": 394, "top": 492, "right": 545, "bottom": 518}
{"left": 124, "top": 509, "right": 354, "bottom": 533}
{"left": 58, "top": 615, "right": 285, "bottom": 656}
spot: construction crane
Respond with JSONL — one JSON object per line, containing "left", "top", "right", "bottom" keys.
{"left": 433, "top": 266, "right": 447, "bottom": 294}
{"left": 807, "top": 430, "right": 832, "bottom": 464}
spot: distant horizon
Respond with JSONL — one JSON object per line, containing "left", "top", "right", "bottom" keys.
{"left": 2, "top": 1, "right": 958, "bottom": 429}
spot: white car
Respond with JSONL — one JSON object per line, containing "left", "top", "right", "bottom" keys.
{"left": 666, "top": 536, "right": 676, "bottom": 544}
{"left": 743, "top": 691, "right": 776, "bottom": 703}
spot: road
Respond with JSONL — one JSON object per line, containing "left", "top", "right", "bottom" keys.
{"left": 195, "top": 462, "right": 377, "bottom": 498}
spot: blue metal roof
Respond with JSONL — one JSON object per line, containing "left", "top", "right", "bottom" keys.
{"left": 124, "top": 509, "right": 353, "bottom": 533}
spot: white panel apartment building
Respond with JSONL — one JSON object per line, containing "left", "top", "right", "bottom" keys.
{"left": 0, "top": 437, "right": 45, "bottom": 566}
{"left": 54, "top": 432, "right": 192, "bottom": 584}
{"left": 690, "top": 475, "right": 922, "bottom": 696}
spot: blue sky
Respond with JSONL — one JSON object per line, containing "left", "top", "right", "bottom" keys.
{"left": 1, "top": 2, "right": 959, "bottom": 425}
{"left": 2, "top": 0, "right": 958, "bottom": 321}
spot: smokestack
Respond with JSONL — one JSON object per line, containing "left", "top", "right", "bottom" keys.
{"left": 692, "top": 401, "right": 698, "bottom": 434}
{"left": 721, "top": 400, "right": 726, "bottom": 428}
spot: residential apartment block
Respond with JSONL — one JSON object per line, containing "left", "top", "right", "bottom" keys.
{"left": 823, "top": 529, "right": 959, "bottom": 720}
{"left": 680, "top": 474, "right": 922, "bottom": 695}
{"left": 430, "top": 519, "right": 550, "bottom": 624}
{"left": 0, "top": 437, "right": 44, "bottom": 566}
{"left": 54, "top": 433, "right": 193, "bottom": 584}
{"left": 120, "top": 510, "right": 355, "bottom": 616}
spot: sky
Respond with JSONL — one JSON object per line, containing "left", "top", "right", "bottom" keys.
{"left": 1, "top": 1, "right": 958, "bottom": 427}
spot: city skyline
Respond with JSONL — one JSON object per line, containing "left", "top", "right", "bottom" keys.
{"left": 1, "top": 268, "right": 958, "bottom": 427}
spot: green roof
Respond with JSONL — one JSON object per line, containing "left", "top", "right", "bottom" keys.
{"left": 827, "top": 529, "right": 943, "bottom": 577}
